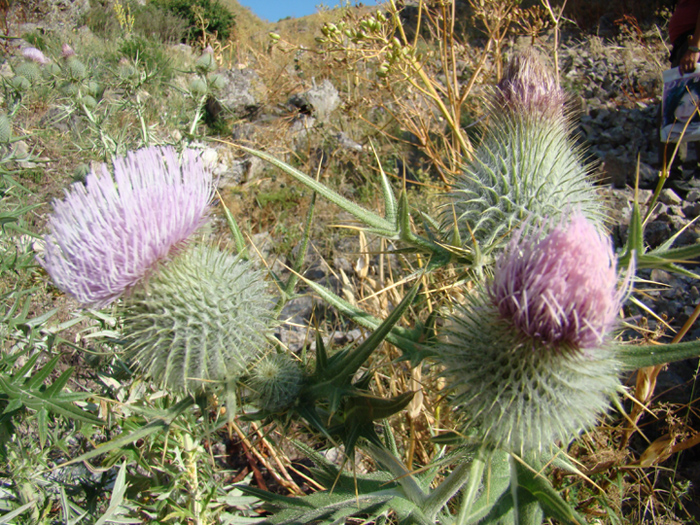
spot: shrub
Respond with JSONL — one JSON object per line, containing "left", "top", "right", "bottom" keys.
{"left": 154, "top": 0, "right": 235, "bottom": 42}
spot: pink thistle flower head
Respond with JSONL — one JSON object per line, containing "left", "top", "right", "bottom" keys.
{"left": 40, "top": 146, "right": 214, "bottom": 308}
{"left": 61, "top": 44, "right": 76, "bottom": 58}
{"left": 22, "top": 47, "right": 48, "bottom": 64}
{"left": 494, "top": 48, "right": 567, "bottom": 121}
{"left": 489, "top": 213, "right": 628, "bottom": 351}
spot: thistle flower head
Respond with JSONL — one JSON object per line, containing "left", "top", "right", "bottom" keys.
{"left": 489, "top": 213, "right": 626, "bottom": 351}
{"left": 494, "top": 48, "right": 567, "bottom": 121}
{"left": 40, "top": 146, "right": 213, "bottom": 308}
{"left": 22, "top": 47, "right": 48, "bottom": 65}
{"left": 61, "top": 44, "right": 75, "bottom": 58}
{"left": 122, "top": 245, "right": 274, "bottom": 394}
{"left": 436, "top": 214, "right": 629, "bottom": 453}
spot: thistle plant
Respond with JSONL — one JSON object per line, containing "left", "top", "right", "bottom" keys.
{"left": 437, "top": 213, "right": 628, "bottom": 454}
{"left": 40, "top": 145, "right": 213, "bottom": 308}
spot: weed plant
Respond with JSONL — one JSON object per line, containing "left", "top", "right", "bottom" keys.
{"left": 0, "top": 1, "right": 698, "bottom": 524}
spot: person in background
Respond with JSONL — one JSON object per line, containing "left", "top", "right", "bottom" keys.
{"left": 670, "top": 0, "right": 700, "bottom": 72}
{"left": 663, "top": 0, "right": 700, "bottom": 179}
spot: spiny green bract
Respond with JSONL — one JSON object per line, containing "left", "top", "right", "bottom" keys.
{"left": 14, "top": 62, "right": 41, "bottom": 84}
{"left": 66, "top": 56, "right": 87, "bottom": 81}
{"left": 122, "top": 244, "right": 275, "bottom": 394}
{"left": 437, "top": 290, "right": 620, "bottom": 454}
{"left": 441, "top": 115, "right": 603, "bottom": 255}
{"left": 247, "top": 353, "right": 304, "bottom": 412}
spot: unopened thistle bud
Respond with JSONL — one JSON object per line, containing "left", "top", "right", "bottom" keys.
{"left": 195, "top": 46, "right": 217, "bottom": 74}
{"left": 247, "top": 353, "right": 304, "bottom": 412}
{"left": 122, "top": 244, "right": 275, "bottom": 394}
{"left": 436, "top": 214, "right": 629, "bottom": 453}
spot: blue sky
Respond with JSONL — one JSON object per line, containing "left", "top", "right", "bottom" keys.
{"left": 236, "top": 1, "right": 363, "bottom": 22}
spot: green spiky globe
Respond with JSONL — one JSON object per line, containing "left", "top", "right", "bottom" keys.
{"left": 437, "top": 289, "right": 620, "bottom": 454}
{"left": 14, "top": 62, "right": 41, "bottom": 84}
{"left": 66, "top": 56, "right": 87, "bottom": 81}
{"left": 248, "top": 353, "right": 304, "bottom": 412}
{"left": 122, "top": 244, "right": 275, "bottom": 394}
{"left": 442, "top": 116, "right": 603, "bottom": 255}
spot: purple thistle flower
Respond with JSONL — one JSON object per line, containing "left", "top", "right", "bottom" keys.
{"left": 61, "top": 44, "right": 76, "bottom": 58}
{"left": 40, "top": 146, "right": 214, "bottom": 308}
{"left": 22, "top": 47, "right": 48, "bottom": 65}
{"left": 494, "top": 48, "right": 567, "bottom": 121}
{"left": 489, "top": 213, "right": 627, "bottom": 350}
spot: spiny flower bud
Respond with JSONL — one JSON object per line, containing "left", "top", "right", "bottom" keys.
{"left": 494, "top": 48, "right": 567, "bottom": 122}
{"left": 40, "top": 146, "right": 213, "bottom": 308}
{"left": 122, "top": 244, "right": 275, "bottom": 394}
{"left": 10, "top": 75, "right": 30, "bottom": 92}
{"left": 247, "top": 353, "right": 304, "bottom": 412}
{"left": 15, "top": 62, "right": 41, "bottom": 84}
{"left": 61, "top": 44, "right": 76, "bottom": 58}
{"left": 436, "top": 214, "right": 629, "bottom": 453}
{"left": 195, "top": 46, "right": 217, "bottom": 74}
{"left": 22, "top": 47, "right": 48, "bottom": 65}
{"left": 66, "top": 56, "right": 87, "bottom": 81}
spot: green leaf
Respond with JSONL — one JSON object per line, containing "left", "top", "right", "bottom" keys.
{"left": 513, "top": 457, "right": 586, "bottom": 525}
{"left": 239, "top": 146, "right": 396, "bottom": 234}
{"left": 220, "top": 197, "right": 247, "bottom": 257}
{"left": 300, "top": 277, "right": 427, "bottom": 361}
{"left": 59, "top": 396, "right": 195, "bottom": 467}
{"left": 309, "top": 283, "right": 420, "bottom": 396}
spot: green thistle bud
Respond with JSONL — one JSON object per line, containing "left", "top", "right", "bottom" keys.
{"left": 66, "top": 56, "right": 87, "bottom": 81}
{"left": 122, "top": 244, "right": 274, "bottom": 394}
{"left": 189, "top": 78, "right": 208, "bottom": 96}
{"left": 195, "top": 47, "right": 217, "bottom": 74}
{"left": 86, "top": 81, "right": 101, "bottom": 97}
{"left": 14, "top": 62, "right": 41, "bottom": 84}
{"left": 0, "top": 114, "right": 11, "bottom": 143}
{"left": 43, "top": 62, "right": 62, "bottom": 79}
{"left": 10, "top": 76, "right": 30, "bottom": 92}
{"left": 60, "top": 81, "right": 79, "bottom": 97}
{"left": 209, "top": 73, "right": 225, "bottom": 91}
{"left": 80, "top": 95, "right": 97, "bottom": 110}
{"left": 441, "top": 50, "right": 602, "bottom": 255}
{"left": 247, "top": 353, "right": 303, "bottom": 412}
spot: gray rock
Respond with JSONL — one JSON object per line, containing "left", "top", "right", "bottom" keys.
{"left": 214, "top": 68, "right": 268, "bottom": 118}
{"left": 289, "top": 79, "right": 340, "bottom": 122}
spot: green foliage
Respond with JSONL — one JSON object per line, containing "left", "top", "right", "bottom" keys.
{"left": 83, "top": 0, "right": 188, "bottom": 43}
{"left": 154, "top": 0, "right": 235, "bottom": 42}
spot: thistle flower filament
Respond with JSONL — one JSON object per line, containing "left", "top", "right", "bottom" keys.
{"left": 41, "top": 146, "right": 213, "bottom": 308}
